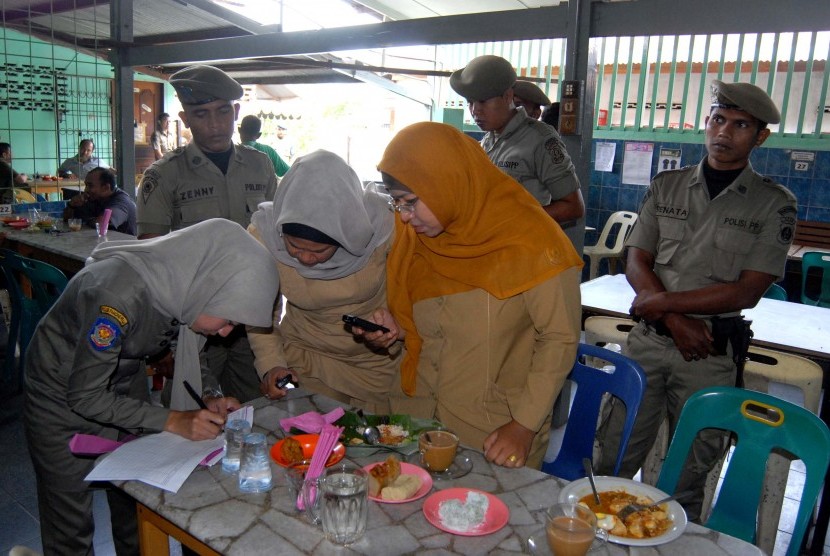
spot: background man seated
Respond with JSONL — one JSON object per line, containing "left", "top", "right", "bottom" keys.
{"left": 63, "top": 167, "right": 136, "bottom": 235}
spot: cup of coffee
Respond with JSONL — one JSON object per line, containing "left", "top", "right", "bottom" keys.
{"left": 545, "top": 502, "right": 598, "bottom": 556}
{"left": 68, "top": 218, "right": 83, "bottom": 232}
{"left": 418, "top": 430, "right": 458, "bottom": 473}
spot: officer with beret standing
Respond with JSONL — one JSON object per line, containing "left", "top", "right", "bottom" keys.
{"left": 597, "top": 80, "right": 797, "bottom": 521}
{"left": 450, "top": 55, "right": 585, "bottom": 248}
{"left": 137, "top": 64, "right": 278, "bottom": 402}
{"left": 512, "top": 80, "right": 551, "bottom": 120}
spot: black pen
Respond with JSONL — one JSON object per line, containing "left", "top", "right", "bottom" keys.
{"left": 183, "top": 380, "right": 209, "bottom": 410}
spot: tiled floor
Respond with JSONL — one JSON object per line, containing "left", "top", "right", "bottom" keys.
{"left": 1, "top": 385, "right": 828, "bottom": 555}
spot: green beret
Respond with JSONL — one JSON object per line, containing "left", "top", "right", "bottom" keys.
{"left": 711, "top": 80, "right": 780, "bottom": 125}
{"left": 450, "top": 55, "right": 517, "bottom": 102}
{"left": 513, "top": 80, "right": 551, "bottom": 107}
{"left": 170, "top": 65, "right": 243, "bottom": 105}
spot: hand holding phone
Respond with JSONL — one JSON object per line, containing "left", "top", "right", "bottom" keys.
{"left": 276, "top": 374, "right": 296, "bottom": 389}
{"left": 342, "top": 314, "right": 390, "bottom": 334}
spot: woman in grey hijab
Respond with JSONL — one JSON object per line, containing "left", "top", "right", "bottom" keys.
{"left": 248, "top": 149, "right": 397, "bottom": 413}
{"left": 23, "top": 218, "right": 278, "bottom": 556}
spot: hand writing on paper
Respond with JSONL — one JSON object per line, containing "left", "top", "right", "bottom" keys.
{"left": 165, "top": 410, "right": 225, "bottom": 441}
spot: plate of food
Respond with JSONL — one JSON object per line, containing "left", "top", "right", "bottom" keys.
{"left": 270, "top": 433, "right": 346, "bottom": 470}
{"left": 558, "top": 476, "right": 687, "bottom": 546}
{"left": 0, "top": 216, "right": 26, "bottom": 225}
{"left": 364, "top": 457, "right": 432, "bottom": 503}
{"left": 5, "top": 220, "right": 30, "bottom": 229}
{"left": 335, "top": 412, "right": 442, "bottom": 455}
{"left": 423, "top": 487, "right": 509, "bottom": 536}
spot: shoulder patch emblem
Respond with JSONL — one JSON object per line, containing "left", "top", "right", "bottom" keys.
{"left": 88, "top": 317, "right": 121, "bottom": 351}
{"left": 544, "top": 137, "right": 566, "bottom": 165}
{"left": 100, "top": 305, "right": 128, "bottom": 326}
{"left": 140, "top": 172, "right": 158, "bottom": 204}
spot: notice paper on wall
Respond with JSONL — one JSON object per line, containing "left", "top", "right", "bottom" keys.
{"left": 622, "top": 142, "right": 654, "bottom": 186}
{"left": 594, "top": 142, "right": 616, "bottom": 172}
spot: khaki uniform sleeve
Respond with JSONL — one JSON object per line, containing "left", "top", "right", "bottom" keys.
{"left": 246, "top": 224, "right": 288, "bottom": 379}
{"left": 507, "top": 267, "right": 582, "bottom": 431}
{"left": 136, "top": 165, "right": 175, "bottom": 236}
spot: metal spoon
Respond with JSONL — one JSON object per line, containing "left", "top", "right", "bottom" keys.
{"left": 582, "top": 457, "right": 601, "bottom": 505}
{"left": 356, "top": 409, "right": 381, "bottom": 445}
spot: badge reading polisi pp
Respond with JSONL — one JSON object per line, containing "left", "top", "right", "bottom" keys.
{"left": 89, "top": 317, "right": 121, "bottom": 351}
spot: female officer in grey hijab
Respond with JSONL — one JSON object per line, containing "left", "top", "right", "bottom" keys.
{"left": 248, "top": 150, "right": 397, "bottom": 413}
{"left": 23, "top": 218, "right": 278, "bottom": 555}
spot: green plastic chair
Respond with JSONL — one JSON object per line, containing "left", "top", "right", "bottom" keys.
{"left": 800, "top": 251, "right": 830, "bottom": 307}
{"left": 762, "top": 283, "right": 787, "bottom": 301}
{"left": 656, "top": 386, "right": 830, "bottom": 555}
{"left": 0, "top": 249, "right": 68, "bottom": 390}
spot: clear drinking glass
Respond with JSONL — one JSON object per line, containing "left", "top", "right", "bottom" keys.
{"left": 545, "top": 502, "right": 598, "bottom": 556}
{"left": 238, "top": 432, "right": 272, "bottom": 493}
{"left": 222, "top": 419, "right": 251, "bottom": 473}
{"left": 319, "top": 463, "right": 368, "bottom": 545}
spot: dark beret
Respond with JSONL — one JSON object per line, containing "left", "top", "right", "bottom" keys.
{"left": 711, "top": 80, "right": 780, "bottom": 125}
{"left": 513, "top": 80, "right": 551, "bottom": 107}
{"left": 449, "top": 55, "right": 517, "bottom": 102}
{"left": 169, "top": 65, "right": 243, "bottom": 105}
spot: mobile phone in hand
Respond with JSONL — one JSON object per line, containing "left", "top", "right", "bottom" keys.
{"left": 342, "top": 314, "right": 390, "bottom": 334}
{"left": 276, "top": 375, "right": 296, "bottom": 389}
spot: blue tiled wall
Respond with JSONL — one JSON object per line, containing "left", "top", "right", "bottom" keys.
{"left": 587, "top": 140, "right": 830, "bottom": 242}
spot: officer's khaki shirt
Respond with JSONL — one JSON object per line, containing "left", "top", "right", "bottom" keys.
{"left": 627, "top": 159, "right": 797, "bottom": 309}
{"left": 136, "top": 142, "right": 278, "bottom": 236}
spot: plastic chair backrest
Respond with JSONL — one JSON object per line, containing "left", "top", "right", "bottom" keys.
{"left": 656, "top": 386, "right": 830, "bottom": 555}
{"left": 589, "top": 211, "right": 638, "bottom": 253}
{"left": 762, "top": 283, "right": 787, "bottom": 301}
{"left": 800, "top": 251, "right": 830, "bottom": 307}
{"left": 0, "top": 249, "right": 68, "bottom": 386}
{"left": 583, "top": 316, "right": 635, "bottom": 354}
{"left": 541, "top": 343, "right": 646, "bottom": 480}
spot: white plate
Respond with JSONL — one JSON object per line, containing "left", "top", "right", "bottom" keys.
{"left": 558, "top": 477, "right": 687, "bottom": 547}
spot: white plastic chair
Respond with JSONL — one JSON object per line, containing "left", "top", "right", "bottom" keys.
{"left": 583, "top": 211, "right": 638, "bottom": 280}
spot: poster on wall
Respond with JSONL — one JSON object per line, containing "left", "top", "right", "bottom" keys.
{"left": 595, "top": 142, "right": 616, "bottom": 172}
{"left": 622, "top": 142, "right": 654, "bottom": 186}
{"left": 658, "top": 148, "right": 682, "bottom": 172}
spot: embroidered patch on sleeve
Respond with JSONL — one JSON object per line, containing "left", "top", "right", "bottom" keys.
{"left": 88, "top": 317, "right": 121, "bottom": 351}
{"left": 544, "top": 137, "right": 566, "bottom": 164}
{"left": 99, "top": 305, "right": 128, "bottom": 326}
{"left": 140, "top": 169, "right": 160, "bottom": 204}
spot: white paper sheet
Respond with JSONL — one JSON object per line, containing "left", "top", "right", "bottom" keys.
{"left": 622, "top": 142, "right": 654, "bottom": 186}
{"left": 595, "top": 142, "right": 616, "bottom": 172}
{"left": 85, "top": 431, "right": 225, "bottom": 493}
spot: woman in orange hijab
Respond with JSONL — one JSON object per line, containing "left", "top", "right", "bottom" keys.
{"left": 367, "top": 122, "right": 583, "bottom": 469}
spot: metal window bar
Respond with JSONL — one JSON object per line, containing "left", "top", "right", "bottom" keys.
{"left": 780, "top": 33, "right": 798, "bottom": 133}
{"left": 619, "top": 38, "right": 635, "bottom": 130}
{"left": 796, "top": 32, "right": 817, "bottom": 136}
{"left": 694, "top": 35, "right": 712, "bottom": 130}
{"left": 816, "top": 38, "right": 830, "bottom": 134}
{"left": 733, "top": 33, "right": 746, "bottom": 82}
{"left": 648, "top": 36, "right": 663, "bottom": 129}
{"left": 662, "top": 36, "right": 680, "bottom": 130}
{"left": 595, "top": 37, "right": 609, "bottom": 130}
{"left": 633, "top": 37, "right": 650, "bottom": 130}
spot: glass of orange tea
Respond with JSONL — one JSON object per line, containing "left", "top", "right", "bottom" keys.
{"left": 545, "top": 502, "right": 597, "bottom": 556}
{"left": 418, "top": 430, "right": 458, "bottom": 473}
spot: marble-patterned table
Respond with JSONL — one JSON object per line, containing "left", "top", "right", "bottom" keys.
{"left": 120, "top": 389, "right": 763, "bottom": 556}
{"left": 1, "top": 227, "right": 135, "bottom": 274}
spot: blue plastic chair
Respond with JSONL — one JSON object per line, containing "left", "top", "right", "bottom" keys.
{"left": 0, "top": 249, "right": 68, "bottom": 389}
{"left": 656, "top": 386, "right": 830, "bottom": 555}
{"left": 800, "top": 251, "right": 830, "bottom": 307}
{"left": 541, "top": 343, "right": 646, "bottom": 480}
{"left": 762, "top": 283, "right": 787, "bottom": 301}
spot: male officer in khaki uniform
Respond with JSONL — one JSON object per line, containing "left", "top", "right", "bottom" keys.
{"left": 597, "top": 80, "right": 797, "bottom": 521}
{"left": 449, "top": 55, "right": 585, "bottom": 248}
{"left": 137, "top": 65, "right": 278, "bottom": 401}
{"left": 512, "top": 80, "right": 551, "bottom": 120}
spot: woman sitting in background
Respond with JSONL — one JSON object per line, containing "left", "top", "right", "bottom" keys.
{"left": 366, "top": 122, "right": 583, "bottom": 469}
{"left": 248, "top": 149, "right": 398, "bottom": 413}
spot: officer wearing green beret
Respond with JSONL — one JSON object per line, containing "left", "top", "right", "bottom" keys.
{"left": 597, "top": 80, "right": 797, "bottom": 522}
{"left": 137, "top": 64, "right": 279, "bottom": 402}
{"left": 449, "top": 55, "right": 585, "bottom": 248}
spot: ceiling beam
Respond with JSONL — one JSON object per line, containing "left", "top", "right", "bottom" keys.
{"left": 175, "top": 0, "right": 277, "bottom": 35}
{"left": 123, "top": 6, "right": 569, "bottom": 66}
{"left": 1, "top": 0, "right": 106, "bottom": 23}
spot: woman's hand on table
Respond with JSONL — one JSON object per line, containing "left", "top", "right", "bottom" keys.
{"left": 164, "top": 410, "right": 226, "bottom": 440}
{"left": 483, "top": 420, "right": 535, "bottom": 468}
{"left": 353, "top": 308, "right": 402, "bottom": 350}
{"left": 260, "top": 366, "right": 295, "bottom": 400}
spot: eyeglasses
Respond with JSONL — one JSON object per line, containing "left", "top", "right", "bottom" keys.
{"left": 388, "top": 196, "right": 419, "bottom": 213}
